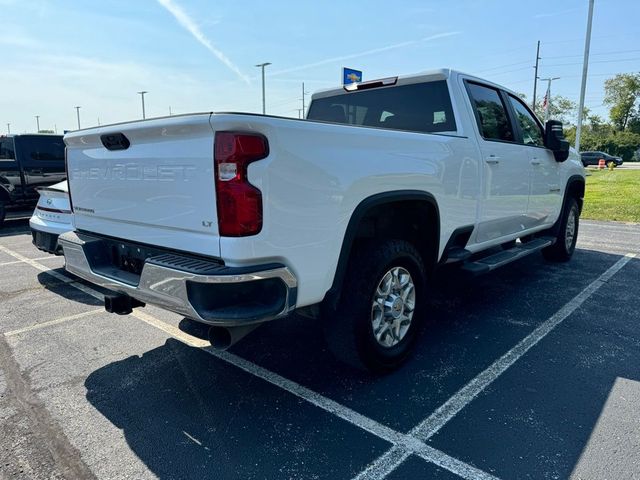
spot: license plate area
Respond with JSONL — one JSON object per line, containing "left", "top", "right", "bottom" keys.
{"left": 110, "top": 244, "right": 149, "bottom": 276}
{"left": 84, "top": 236, "right": 169, "bottom": 286}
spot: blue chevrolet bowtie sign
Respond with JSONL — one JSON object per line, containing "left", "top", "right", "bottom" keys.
{"left": 342, "top": 67, "right": 363, "bottom": 86}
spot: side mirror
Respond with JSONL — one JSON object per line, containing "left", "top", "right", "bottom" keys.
{"left": 544, "top": 120, "right": 570, "bottom": 162}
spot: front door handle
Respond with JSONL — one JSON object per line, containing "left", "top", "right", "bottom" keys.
{"left": 530, "top": 159, "right": 541, "bottom": 166}
{"left": 485, "top": 156, "right": 500, "bottom": 165}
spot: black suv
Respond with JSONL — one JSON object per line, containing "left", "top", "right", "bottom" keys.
{"left": 580, "top": 151, "right": 623, "bottom": 167}
{"left": 0, "top": 134, "right": 66, "bottom": 227}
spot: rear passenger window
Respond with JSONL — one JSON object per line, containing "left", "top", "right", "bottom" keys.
{"left": 466, "top": 83, "right": 514, "bottom": 142}
{"left": 0, "top": 139, "right": 15, "bottom": 160}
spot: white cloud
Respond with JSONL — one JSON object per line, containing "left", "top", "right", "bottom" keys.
{"left": 269, "top": 31, "right": 461, "bottom": 77}
{"left": 155, "top": 0, "right": 250, "bottom": 85}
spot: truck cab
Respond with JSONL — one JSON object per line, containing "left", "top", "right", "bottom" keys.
{"left": 0, "top": 134, "right": 66, "bottom": 226}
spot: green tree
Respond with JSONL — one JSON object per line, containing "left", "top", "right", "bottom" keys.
{"left": 603, "top": 73, "right": 640, "bottom": 130}
{"left": 535, "top": 95, "right": 577, "bottom": 124}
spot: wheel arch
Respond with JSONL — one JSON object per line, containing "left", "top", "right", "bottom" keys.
{"left": 565, "top": 175, "right": 586, "bottom": 214}
{"left": 323, "top": 190, "right": 440, "bottom": 310}
{"left": 548, "top": 175, "right": 585, "bottom": 237}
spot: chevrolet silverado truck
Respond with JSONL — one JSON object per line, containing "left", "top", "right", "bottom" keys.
{"left": 0, "top": 134, "right": 66, "bottom": 227}
{"left": 59, "top": 69, "right": 585, "bottom": 372}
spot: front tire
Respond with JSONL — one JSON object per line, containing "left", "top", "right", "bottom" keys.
{"left": 0, "top": 202, "right": 6, "bottom": 228}
{"left": 322, "top": 239, "right": 427, "bottom": 372}
{"left": 542, "top": 197, "right": 580, "bottom": 262}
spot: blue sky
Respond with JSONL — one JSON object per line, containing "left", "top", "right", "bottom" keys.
{"left": 2, "top": 0, "right": 638, "bottom": 133}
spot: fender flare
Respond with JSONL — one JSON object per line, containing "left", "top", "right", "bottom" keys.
{"left": 323, "top": 190, "right": 440, "bottom": 309}
{"left": 549, "top": 174, "right": 585, "bottom": 236}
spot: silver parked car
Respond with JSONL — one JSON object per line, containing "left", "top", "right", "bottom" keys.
{"left": 29, "top": 180, "right": 72, "bottom": 255}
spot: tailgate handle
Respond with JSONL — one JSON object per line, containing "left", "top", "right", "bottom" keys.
{"left": 101, "top": 133, "right": 130, "bottom": 151}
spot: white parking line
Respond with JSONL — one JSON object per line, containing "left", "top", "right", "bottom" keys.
{"left": 133, "top": 309, "right": 500, "bottom": 480}
{"left": 354, "top": 252, "right": 635, "bottom": 479}
{"left": 5, "top": 309, "right": 103, "bottom": 337}
{"left": 0, "top": 244, "right": 499, "bottom": 480}
{"left": 0, "top": 256, "right": 57, "bottom": 267}
{"left": 0, "top": 245, "right": 104, "bottom": 300}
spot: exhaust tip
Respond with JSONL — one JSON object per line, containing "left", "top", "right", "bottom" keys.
{"left": 208, "top": 326, "right": 232, "bottom": 350}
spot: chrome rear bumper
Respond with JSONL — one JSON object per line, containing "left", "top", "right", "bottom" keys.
{"left": 59, "top": 231, "right": 297, "bottom": 326}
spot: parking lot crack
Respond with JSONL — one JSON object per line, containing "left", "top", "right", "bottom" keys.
{"left": 0, "top": 334, "right": 97, "bottom": 480}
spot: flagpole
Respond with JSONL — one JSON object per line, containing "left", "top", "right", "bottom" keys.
{"left": 540, "top": 77, "right": 560, "bottom": 122}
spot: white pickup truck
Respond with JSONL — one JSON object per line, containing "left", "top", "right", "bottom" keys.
{"left": 60, "top": 68, "right": 585, "bottom": 372}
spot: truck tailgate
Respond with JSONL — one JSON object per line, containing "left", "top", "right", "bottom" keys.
{"left": 64, "top": 114, "right": 221, "bottom": 257}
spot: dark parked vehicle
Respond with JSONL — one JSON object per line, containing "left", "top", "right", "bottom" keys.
{"left": 0, "top": 134, "right": 66, "bottom": 227}
{"left": 580, "top": 151, "right": 623, "bottom": 167}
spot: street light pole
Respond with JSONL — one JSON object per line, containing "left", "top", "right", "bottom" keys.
{"left": 255, "top": 62, "right": 271, "bottom": 114}
{"left": 137, "top": 91, "right": 148, "bottom": 119}
{"left": 575, "top": 0, "right": 595, "bottom": 153}
{"left": 35, "top": 115, "right": 40, "bottom": 132}
{"left": 75, "top": 106, "right": 81, "bottom": 129}
{"left": 6, "top": 123, "right": 10, "bottom": 135}
{"left": 301, "top": 82, "right": 309, "bottom": 118}
{"left": 540, "top": 77, "right": 560, "bottom": 123}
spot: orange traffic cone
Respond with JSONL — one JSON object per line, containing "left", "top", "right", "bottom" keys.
{"left": 598, "top": 158, "right": 605, "bottom": 169}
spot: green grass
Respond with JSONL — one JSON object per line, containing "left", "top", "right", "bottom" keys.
{"left": 582, "top": 169, "right": 640, "bottom": 223}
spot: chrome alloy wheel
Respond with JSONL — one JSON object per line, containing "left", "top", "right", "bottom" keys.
{"left": 371, "top": 266, "right": 416, "bottom": 348}
{"left": 565, "top": 206, "right": 577, "bottom": 251}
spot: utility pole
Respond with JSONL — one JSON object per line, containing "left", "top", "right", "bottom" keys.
{"left": 137, "top": 91, "right": 148, "bottom": 119}
{"left": 540, "top": 77, "right": 560, "bottom": 123}
{"left": 6, "top": 123, "right": 10, "bottom": 134}
{"left": 296, "top": 108, "right": 303, "bottom": 119}
{"left": 301, "top": 82, "right": 309, "bottom": 118}
{"left": 35, "top": 115, "right": 40, "bottom": 132}
{"left": 575, "top": 0, "right": 595, "bottom": 153}
{"left": 532, "top": 40, "right": 541, "bottom": 113}
{"left": 97, "top": 117, "right": 101, "bottom": 126}
{"left": 255, "top": 62, "right": 271, "bottom": 114}
{"left": 169, "top": 106, "right": 172, "bottom": 116}
{"left": 75, "top": 106, "right": 81, "bottom": 129}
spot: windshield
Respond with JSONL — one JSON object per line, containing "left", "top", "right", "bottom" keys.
{"left": 307, "top": 80, "right": 456, "bottom": 134}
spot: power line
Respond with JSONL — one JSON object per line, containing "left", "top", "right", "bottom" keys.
{"left": 485, "top": 66, "right": 534, "bottom": 77}
{"left": 476, "top": 60, "right": 532, "bottom": 74}
{"left": 544, "top": 48, "right": 640, "bottom": 60}
{"left": 269, "top": 97, "right": 300, "bottom": 109}
{"left": 543, "top": 57, "right": 640, "bottom": 67}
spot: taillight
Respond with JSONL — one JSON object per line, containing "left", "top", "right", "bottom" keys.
{"left": 214, "top": 131, "right": 268, "bottom": 236}
{"left": 64, "top": 146, "right": 74, "bottom": 213}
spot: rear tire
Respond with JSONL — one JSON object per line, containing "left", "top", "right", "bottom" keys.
{"left": 322, "top": 239, "right": 427, "bottom": 372}
{"left": 0, "top": 202, "right": 5, "bottom": 228}
{"left": 542, "top": 197, "right": 580, "bottom": 262}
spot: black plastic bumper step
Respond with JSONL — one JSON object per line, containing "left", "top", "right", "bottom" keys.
{"left": 461, "top": 237, "right": 555, "bottom": 276}
{"left": 443, "top": 247, "right": 473, "bottom": 264}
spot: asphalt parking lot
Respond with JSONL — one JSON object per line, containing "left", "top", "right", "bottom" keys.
{"left": 0, "top": 219, "right": 638, "bottom": 480}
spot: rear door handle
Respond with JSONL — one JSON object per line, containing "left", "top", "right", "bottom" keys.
{"left": 530, "top": 159, "right": 541, "bottom": 166}
{"left": 485, "top": 156, "right": 500, "bottom": 165}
